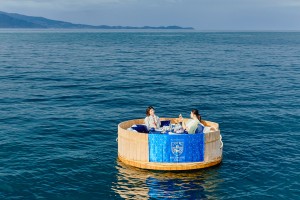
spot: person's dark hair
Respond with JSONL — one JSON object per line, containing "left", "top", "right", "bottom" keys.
{"left": 146, "top": 106, "right": 155, "bottom": 116}
{"left": 191, "top": 109, "right": 201, "bottom": 121}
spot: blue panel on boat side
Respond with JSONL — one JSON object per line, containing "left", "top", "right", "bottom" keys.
{"left": 148, "top": 133, "right": 204, "bottom": 163}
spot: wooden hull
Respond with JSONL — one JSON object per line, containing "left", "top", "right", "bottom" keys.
{"left": 118, "top": 118, "right": 223, "bottom": 171}
{"left": 118, "top": 154, "right": 222, "bottom": 171}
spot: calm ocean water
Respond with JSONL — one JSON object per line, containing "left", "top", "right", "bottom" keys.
{"left": 0, "top": 30, "right": 299, "bottom": 199}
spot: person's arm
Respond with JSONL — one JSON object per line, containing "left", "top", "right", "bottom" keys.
{"left": 156, "top": 116, "right": 161, "bottom": 128}
{"left": 179, "top": 116, "right": 188, "bottom": 130}
{"left": 144, "top": 117, "right": 150, "bottom": 130}
{"left": 182, "top": 120, "right": 188, "bottom": 130}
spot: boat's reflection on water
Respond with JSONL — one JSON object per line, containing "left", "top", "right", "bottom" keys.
{"left": 112, "top": 160, "right": 223, "bottom": 199}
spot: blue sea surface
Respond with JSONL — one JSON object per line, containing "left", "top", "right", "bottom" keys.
{"left": 0, "top": 30, "right": 299, "bottom": 199}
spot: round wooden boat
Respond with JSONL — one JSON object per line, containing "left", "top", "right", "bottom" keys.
{"left": 118, "top": 118, "right": 223, "bottom": 171}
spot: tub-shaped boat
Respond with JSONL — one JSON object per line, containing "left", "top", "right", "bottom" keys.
{"left": 118, "top": 118, "right": 223, "bottom": 171}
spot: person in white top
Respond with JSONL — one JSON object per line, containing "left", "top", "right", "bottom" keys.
{"left": 178, "top": 109, "right": 202, "bottom": 134}
{"left": 178, "top": 109, "right": 216, "bottom": 134}
{"left": 144, "top": 106, "right": 161, "bottom": 130}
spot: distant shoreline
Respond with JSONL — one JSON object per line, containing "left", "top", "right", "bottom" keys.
{"left": 0, "top": 27, "right": 194, "bottom": 30}
{"left": 0, "top": 11, "right": 193, "bottom": 30}
{"left": 1, "top": 28, "right": 300, "bottom": 33}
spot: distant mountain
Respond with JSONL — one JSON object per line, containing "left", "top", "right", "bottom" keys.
{"left": 0, "top": 11, "right": 194, "bottom": 29}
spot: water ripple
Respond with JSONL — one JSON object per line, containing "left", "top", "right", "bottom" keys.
{"left": 0, "top": 31, "right": 299, "bottom": 199}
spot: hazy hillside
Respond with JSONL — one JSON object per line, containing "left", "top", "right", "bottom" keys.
{"left": 0, "top": 11, "right": 193, "bottom": 29}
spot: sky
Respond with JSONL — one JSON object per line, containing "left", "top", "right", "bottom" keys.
{"left": 0, "top": 0, "right": 300, "bottom": 30}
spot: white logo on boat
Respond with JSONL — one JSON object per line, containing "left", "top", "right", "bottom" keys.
{"left": 171, "top": 141, "right": 184, "bottom": 156}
